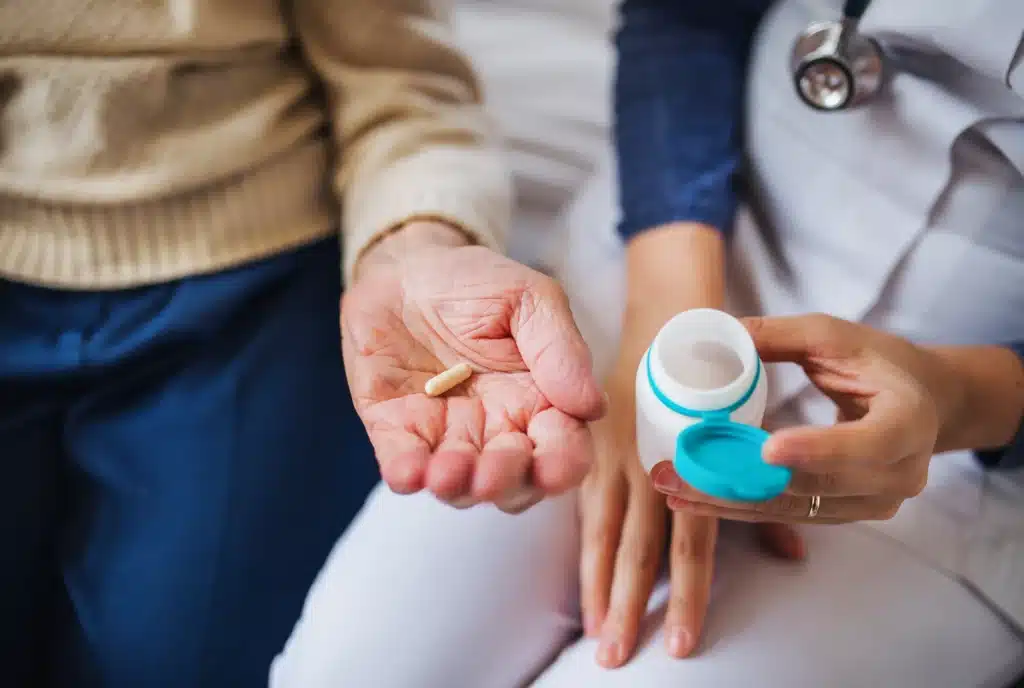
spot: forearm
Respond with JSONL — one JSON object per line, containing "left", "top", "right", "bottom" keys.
{"left": 612, "top": 0, "right": 769, "bottom": 368}
{"left": 617, "top": 223, "right": 726, "bottom": 367}
{"left": 930, "top": 345, "right": 1024, "bottom": 455}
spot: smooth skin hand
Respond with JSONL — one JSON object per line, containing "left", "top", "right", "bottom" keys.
{"left": 341, "top": 221, "right": 606, "bottom": 513}
{"left": 579, "top": 226, "right": 805, "bottom": 670}
{"left": 653, "top": 314, "right": 1024, "bottom": 524}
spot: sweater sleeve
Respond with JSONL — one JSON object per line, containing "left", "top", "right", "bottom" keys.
{"left": 975, "top": 342, "right": 1024, "bottom": 470}
{"left": 290, "top": 0, "right": 512, "bottom": 282}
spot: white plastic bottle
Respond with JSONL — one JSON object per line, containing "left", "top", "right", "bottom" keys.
{"left": 635, "top": 308, "right": 789, "bottom": 502}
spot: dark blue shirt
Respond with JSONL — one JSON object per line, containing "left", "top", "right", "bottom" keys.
{"left": 613, "top": 0, "right": 1023, "bottom": 468}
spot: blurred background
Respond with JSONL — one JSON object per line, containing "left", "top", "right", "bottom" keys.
{"left": 454, "top": 0, "right": 624, "bottom": 378}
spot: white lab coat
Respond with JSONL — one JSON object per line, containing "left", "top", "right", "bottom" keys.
{"left": 735, "top": 0, "right": 1024, "bottom": 637}
{"left": 271, "top": 1, "right": 1024, "bottom": 686}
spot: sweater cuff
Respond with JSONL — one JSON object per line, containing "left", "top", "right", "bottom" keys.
{"left": 341, "top": 147, "right": 510, "bottom": 284}
{"left": 975, "top": 342, "right": 1024, "bottom": 470}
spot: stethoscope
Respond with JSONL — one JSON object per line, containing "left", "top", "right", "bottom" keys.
{"left": 791, "top": 0, "right": 885, "bottom": 111}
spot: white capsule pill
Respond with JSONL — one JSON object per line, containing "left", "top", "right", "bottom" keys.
{"left": 424, "top": 362, "right": 474, "bottom": 397}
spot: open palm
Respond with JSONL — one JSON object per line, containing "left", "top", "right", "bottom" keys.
{"left": 341, "top": 245, "right": 605, "bottom": 512}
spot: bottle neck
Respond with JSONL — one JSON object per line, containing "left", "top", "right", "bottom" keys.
{"left": 645, "top": 308, "right": 761, "bottom": 417}
{"left": 646, "top": 351, "right": 761, "bottom": 420}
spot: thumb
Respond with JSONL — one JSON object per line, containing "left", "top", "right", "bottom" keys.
{"left": 513, "top": 280, "right": 606, "bottom": 421}
{"left": 741, "top": 314, "right": 852, "bottom": 364}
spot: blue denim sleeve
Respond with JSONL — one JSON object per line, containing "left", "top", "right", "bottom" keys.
{"left": 975, "top": 342, "right": 1024, "bottom": 470}
{"left": 614, "top": 0, "right": 774, "bottom": 241}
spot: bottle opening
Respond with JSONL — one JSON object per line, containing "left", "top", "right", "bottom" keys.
{"left": 649, "top": 309, "right": 759, "bottom": 414}
{"left": 662, "top": 340, "right": 745, "bottom": 391}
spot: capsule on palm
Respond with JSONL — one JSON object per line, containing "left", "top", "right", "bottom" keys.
{"left": 424, "top": 362, "right": 474, "bottom": 397}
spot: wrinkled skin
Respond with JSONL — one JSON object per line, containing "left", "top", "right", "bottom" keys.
{"left": 342, "top": 243, "right": 605, "bottom": 513}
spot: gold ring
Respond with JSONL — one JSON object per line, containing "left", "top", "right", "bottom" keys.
{"left": 807, "top": 494, "right": 822, "bottom": 519}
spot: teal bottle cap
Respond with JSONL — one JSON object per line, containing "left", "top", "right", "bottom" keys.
{"left": 673, "top": 416, "right": 791, "bottom": 502}
{"left": 644, "top": 346, "right": 791, "bottom": 502}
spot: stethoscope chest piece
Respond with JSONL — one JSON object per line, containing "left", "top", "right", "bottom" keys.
{"left": 791, "top": 18, "right": 884, "bottom": 111}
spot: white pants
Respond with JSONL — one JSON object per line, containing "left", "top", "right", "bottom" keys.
{"left": 269, "top": 154, "right": 1024, "bottom": 688}
{"left": 272, "top": 4, "right": 1024, "bottom": 685}
{"left": 270, "top": 483, "right": 1023, "bottom": 688}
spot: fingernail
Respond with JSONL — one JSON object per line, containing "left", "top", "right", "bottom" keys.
{"left": 597, "top": 639, "right": 623, "bottom": 668}
{"left": 762, "top": 437, "right": 797, "bottom": 465}
{"left": 653, "top": 467, "right": 683, "bottom": 493}
{"left": 786, "top": 530, "right": 808, "bottom": 560}
{"left": 597, "top": 626, "right": 625, "bottom": 667}
{"left": 667, "top": 627, "right": 693, "bottom": 658}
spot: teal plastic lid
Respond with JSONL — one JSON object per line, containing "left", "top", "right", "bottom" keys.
{"left": 673, "top": 416, "right": 791, "bottom": 502}
{"left": 645, "top": 350, "right": 791, "bottom": 503}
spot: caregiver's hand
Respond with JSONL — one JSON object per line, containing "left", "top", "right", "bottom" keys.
{"left": 653, "top": 314, "right": 954, "bottom": 524}
{"left": 341, "top": 221, "right": 605, "bottom": 514}
{"left": 581, "top": 324, "right": 804, "bottom": 670}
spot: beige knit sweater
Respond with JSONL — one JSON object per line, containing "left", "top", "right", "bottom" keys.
{"left": 0, "top": 0, "right": 510, "bottom": 289}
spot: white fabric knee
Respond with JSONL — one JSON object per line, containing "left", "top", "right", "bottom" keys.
{"left": 533, "top": 524, "right": 1024, "bottom": 688}
{"left": 269, "top": 484, "right": 581, "bottom": 688}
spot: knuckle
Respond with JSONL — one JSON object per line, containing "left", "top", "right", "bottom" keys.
{"left": 562, "top": 454, "right": 593, "bottom": 485}
{"left": 537, "top": 274, "right": 569, "bottom": 303}
{"left": 742, "top": 315, "right": 765, "bottom": 339}
{"left": 604, "top": 607, "right": 630, "bottom": 631}
{"left": 794, "top": 471, "right": 841, "bottom": 495}
{"left": 789, "top": 472, "right": 815, "bottom": 494}
{"left": 580, "top": 472, "right": 600, "bottom": 495}
{"left": 902, "top": 387, "right": 929, "bottom": 415}
{"left": 804, "top": 313, "right": 849, "bottom": 355}
{"left": 671, "top": 517, "right": 715, "bottom": 562}
{"left": 673, "top": 533, "right": 713, "bottom": 564}
{"left": 806, "top": 312, "right": 838, "bottom": 336}
{"left": 622, "top": 535, "right": 661, "bottom": 572}
{"left": 583, "top": 464, "right": 622, "bottom": 493}
{"left": 818, "top": 472, "right": 843, "bottom": 494}
{"left": 590, "top": 524, "right": 620, "bottom": 551}
{"left": 771, "top": 494, "right": 806, "bottom": 516}
{"left": 627, "top": 477, "right": 658, "bottom": 502}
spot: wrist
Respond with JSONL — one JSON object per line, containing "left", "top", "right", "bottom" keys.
{"left": 624, "top": 223, "right": 725, "bottom": 317}
{"left": 354, "top": 220, "right": 473, "bottom": 281}
{"left": 616, "top": 222, "right": 726, "bottom": 372}
{"left": 927, "top": 345, "right": 1024, "bottom": 454}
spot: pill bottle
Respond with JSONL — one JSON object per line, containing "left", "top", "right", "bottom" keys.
{"left": 635, "top": 308, "right": 791, "bottom": 502}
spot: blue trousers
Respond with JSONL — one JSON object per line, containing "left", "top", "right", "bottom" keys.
{"left": 0, "top": 239, "right": 379, "bottom": 687}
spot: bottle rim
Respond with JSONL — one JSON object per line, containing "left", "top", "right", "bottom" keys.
{"left": 646, "top": 309, "right": 761, "bottom": 414}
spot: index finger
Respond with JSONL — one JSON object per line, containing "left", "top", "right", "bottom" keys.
{"left": 514, "top": 281, "right": 606, "bottom": 422}
{"left": 741, "top": 314, "right": 854, "bottom": 364}
{"left": 664, "top": 512, "right": 717, "bottom": 658}
{"left": 764, "top": 391, "right": 921, "bottom": 467}
{"left": 579, "top": 477, "right": 626, "bottom": 637}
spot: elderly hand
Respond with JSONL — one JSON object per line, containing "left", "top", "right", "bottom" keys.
{"left": 652, "top": 314, "right": 954, "bottom": 524}
{"left": 341, "top": 221, "right": 605, "bottom": 513}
